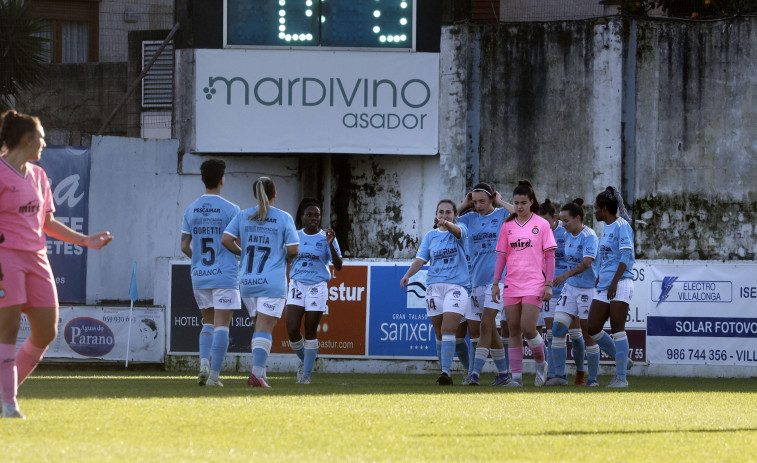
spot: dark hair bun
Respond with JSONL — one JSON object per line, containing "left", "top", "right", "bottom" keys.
{"left": 573, "top": 198, "right": 584, "bottom": 206}
{"left": 518, "top": 180, "right": 533, "bottom": 188}
{"left": 543, "top": 198, "right": 552, "bottom": 205}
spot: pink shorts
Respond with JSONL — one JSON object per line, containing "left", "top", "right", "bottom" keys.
{"left": 502, "top": 295, "right": 542, "bottom": 308}
{"left": 0, "top": 247, "right": 58, "bottom": 310}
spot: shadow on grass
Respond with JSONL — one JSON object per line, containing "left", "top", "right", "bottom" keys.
{"left": 17, "top": 371, "right": 757, "bottom": 399}
{"left": 411, "top": 427, "right": 757, "bottom": 438}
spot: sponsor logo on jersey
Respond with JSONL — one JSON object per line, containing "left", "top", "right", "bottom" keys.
{"left": 263, "top": 302, "right": 277, "bottom": 310}
{"left": 195, "top": 203, "right": 221, "bottom": 217}
{"left": 510, "top": 238, "right": 533, "bottom": 250}
{"left": 218, "top": 297, "right": 232, "bottom": 304}
{"left": 18, "top": 200, "right": 40, "bottom": 216}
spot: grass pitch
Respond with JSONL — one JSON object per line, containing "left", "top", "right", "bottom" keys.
{"left": 1, "top": 371, "right": 755, "bottom": 462}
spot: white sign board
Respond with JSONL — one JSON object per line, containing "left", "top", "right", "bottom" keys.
{"left": 194, "top": 49, "right": 439, "bottom": 154}
{"left": 647, "top": 262, "right": 757, "bottom": 366}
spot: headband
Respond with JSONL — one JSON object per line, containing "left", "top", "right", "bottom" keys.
{"left": 471, "top": 188, "right": 493, "bottom": 197}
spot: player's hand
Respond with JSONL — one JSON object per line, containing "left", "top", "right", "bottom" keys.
{"left": 400, "top": 276, "right": 410, "bottom": 289}
{"left": 463, "top": 192, "right": 473, "bottom": 207}
{"left": 85, "top": 231, "right": 113, "bottom": 250}
{"left": 325, "top": 228, "right": 336, "bottom": 244}
{"left": 553, "top": 273, "right": 568, "bottom": 288}
{"left": 607, "top": 281, "right": 618, "bottom": 300}
{"left": 437, "top": 218, "right": 449, "bottom": 228}
{"left": 491, "top": 284, "right": 501, "bottom": 303}
{"left": 542, "top": 285, "right": 553, "bottom": 302}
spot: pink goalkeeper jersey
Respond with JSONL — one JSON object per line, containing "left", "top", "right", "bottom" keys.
{"left": 496, "top": 213, "right": 557, "bottom": 297}
{"left": 0, "top": 157, "right": 55, "bottom": 252}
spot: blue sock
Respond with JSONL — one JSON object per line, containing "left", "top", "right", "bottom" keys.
{"left": 473, "top": 347, "right": 488, "bottom": 376}
{"left": 613, "top": 332, "right": 629, "bottom": 381}
{"left": 592, "top": 331, "right": 616, "bottom": 359}
{"left": 199, "top": 324, "right": 214, "bottom": 364}
{"left": 491, "top": 348, "right": 508, "bottom": 374}
{"left": 303, "top": 339, "right": 318, "bottom": 378}
{"left": 502, "top": 338, "right": 510, "bottom": 367}
{"left": 290, "top": 337, "right": 305, "bottom": 362}
{"left": 436, "top": 339, "right": 442, "bottom": 365}
{"left": 455, "top": 338, "right": 470, "bottom": 372}
{"left": 570, "top": 329, "right": 586, "bottom": 372}
{"left": 210, "top": 327, "right": 229, "bottom": 373}
{"left": 251, "top": 332, "right": 273, "bottom": 378}
{"left": 546, "top": 332, "right": 556, "bottom": 378}
{"left": 587, "top": 344, "right": 600, "bottom": 382}
{"left": 468, "top": 338, "right": 479, "bottom": 376}
{"left": 552, "top": 336, "right": 568, "bottom": 377}
{"left": 440, "top": 334, "right": 455, "bottom": 374}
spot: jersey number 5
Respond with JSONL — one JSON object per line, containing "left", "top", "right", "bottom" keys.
{"left": 201, "top": 237, "right": 215, "bottom": 266}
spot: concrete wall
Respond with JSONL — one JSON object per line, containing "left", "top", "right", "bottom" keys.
{"left": 99, "top": 0, "right": 174, "bottom": 62}
{"left": 87, "top": 136, "right": 300, "bottom": 303}
{"left": 633, "top": 19, "right": 757, "bottom": 259}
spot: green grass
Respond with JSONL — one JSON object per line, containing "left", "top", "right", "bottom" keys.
{"left": 1, "top": 371, "right": 756, "bottom": 462}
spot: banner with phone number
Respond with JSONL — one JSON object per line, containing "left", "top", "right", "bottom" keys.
{"left": 647, "top": 262, "right": 757, "bottom": 365}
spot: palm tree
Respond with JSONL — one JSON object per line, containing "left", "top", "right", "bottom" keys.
{"left": 0, "top": 0, "right": 51, "bottom": 110}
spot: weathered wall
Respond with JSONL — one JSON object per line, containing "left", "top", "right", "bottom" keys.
{"left": 633, "top": 19, "right": 757, "bottom": 259}
{"left": 15, "top": 63, "right": 128, "bottom": 143}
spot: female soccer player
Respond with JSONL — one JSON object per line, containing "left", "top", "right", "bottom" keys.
{"left": 491, "top": 181, "right": 556, "bottom": 387}
{"left": 222, "top": 177, "right": 299, "bottom": 388}
{"left": 285, "top": 198, "right": 342, "bottom": 384}
{"left": 181, "top": 159, "right": 240, "bottom": 387}
{"left": 546, "top": 199, "right": 598, "bottom": 386}
{"left": 457, "top": 183, "right": 514, "bottom": 386}
{"left": 538, "top": 199, "right": 585, "bottom": 384}
{"left": 0, "top": 110, "right": 113, "bottom": 418}
{"left": 400, "top": 199, "right": 469, "bottom": 386}
{"left": 587, "top": 186, "right": 635, "bottom": 388}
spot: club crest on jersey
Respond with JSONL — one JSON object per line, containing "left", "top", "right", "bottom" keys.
{"left": 309, "top": 287, "right": 319, "bottom": 295}
{"left": 453, "top": 290, "right": 461, "bottom": 298}
{"left": 532, "top": 226, "right": 539, "bottom": 234}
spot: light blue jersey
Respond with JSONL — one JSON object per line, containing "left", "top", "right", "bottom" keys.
{"left": 596, "top": 218, "right": 635, "bottom": 290}
{"left": 224, "top": 206, "right": 299, "bottom": 298}
{"left": 289, "top": 229, "right": 341, "bottom": 285}
{"left": 457, "top": 208, "right": 507, "bottom": 287}
{"left": 416, "top": 225, "right": 470, "bottom": 288}
{"left": 563, "top": 226, "right": 599, "bottom": 288}
{"left": 181, "top": 195, "right": 240, "bottom": 290}
{"left": 553, "top": 223, "right": 569, "bottom": 297}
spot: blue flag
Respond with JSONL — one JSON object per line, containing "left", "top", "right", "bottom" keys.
{"left": 129, "top": 262, "right": 138, "bottom": 302}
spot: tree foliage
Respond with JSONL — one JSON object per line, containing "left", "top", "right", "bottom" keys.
{"left": 0, "top": 0, "right": 50, "bottom": 109}
{"left": 620, "top": 0, "right": 757, "bottom": 18}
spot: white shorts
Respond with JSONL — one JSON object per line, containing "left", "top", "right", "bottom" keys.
{"left": 468, "top": 284, "right": 503, "bottom": 322}
{"left": 243, "top": 297, "right": 286, "bottom": 319}
{"left": 193, "top": 288, "right": 241, "bottom": 311}
{"left": 556, "top": 284, "right": 594, "bottom": 320}
{"left": 287, "top": 280, "right": 328, "bottom": 313}
{"left": 540, "top": 297, "right": 557, "bottom": 323}
{"left": 594, "top": 278, "right": 634, "bottom": 304}
{"left": 425, "top": 283, "right": 468, "bottom": 318}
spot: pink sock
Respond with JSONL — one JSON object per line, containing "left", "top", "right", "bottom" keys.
{"left": 531, "top": 341, "right": 546, "bottom": 363}
{"left": 508, "top": 347, "right": 523, "bottom": 374}
{"left": 17, "top": 339, "right": 47, "bottom": 386}
{"left": 0, "top": 344, "right": 18, "bottom": 404}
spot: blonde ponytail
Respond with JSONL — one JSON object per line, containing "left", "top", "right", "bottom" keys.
{"left": 251, "top": 176, "right": 275, "bottom": 222}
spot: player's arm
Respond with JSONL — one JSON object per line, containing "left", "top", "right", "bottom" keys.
{"left": 43, "top": 212, "right": 113, "bottom": 249}
{"left": 493, "top": 191, "right": 515, "bottom": 214}
{"left": 221, "top": 232, "right": 241, "bottom": 256}
{"left": 400, "top": 258, "right": 425, "bottom": 289}
{"left": 286, "top": 244, "right": 299, "bottom": 263}
{"left": 553, "top": 256, "right": 594, "bottom": 288}
{"left": 457, "top": 192, "right": 473, "bottom": 216}
{"left": 180, "top": 232, "right": 192, "bottom": 258}
{"left": 437, "top": 218, "right": 462, "bottom": 238}
{"left": 325, "top": 229, "right": 343, "bottom": 271}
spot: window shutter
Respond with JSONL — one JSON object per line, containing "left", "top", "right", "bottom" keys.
{"left": 142, "top": 40, "right": 174, "bottom": 108}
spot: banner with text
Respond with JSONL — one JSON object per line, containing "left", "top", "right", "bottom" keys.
{"left": 194, "top": 49, "right": 439, "bottom": 154}
{"left": 35, "top": 146, "right": 90, "bottom": 303}
{"left": 647, "top": 262, "right": 757, "bottom": 366}
{"left": 17, "top": 306, "right": 164, "bottom": 362}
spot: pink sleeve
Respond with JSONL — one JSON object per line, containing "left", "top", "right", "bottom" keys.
{"left": 494, "top": 252, "right": 507, "bottom": 281}
{"left": 544, "top": 249, "right": 555, "bottom": 281}
{"left": 40, "top": 169, "right": 55, "bottom": 214}
{"left": 495, "top": 222, "right": 509, "bottom": 253}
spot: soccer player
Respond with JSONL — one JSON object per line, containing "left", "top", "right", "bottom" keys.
{"left": 491, "top": 181, "right": 556, "bottom": 387}
{"left": 285, "top": 198, "right": 342, "bottom": 384}
{"left": 457, "top": 183, "right": 514, "bottom": 386}
{"left": 0, "top": 110, "right": 113, "bottom": 418}
{"left": 587, "top": 187, "right": 635, "bottom": 388}
{"left": 537, "top": 199, "right": 572, "bottom": 383}
{"left": 222, "top": 176, "right": 298, "bottom": 388}
{"left": 400, "top": 199, "right": 470, "bottom": 386}
{"left": 546, "top": 199, "right": 598, "bottom": 386}
{"left": 180, "top": 159, "right": 240, "bottom": 387}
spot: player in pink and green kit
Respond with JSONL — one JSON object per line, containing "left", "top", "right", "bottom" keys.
{"left": 491, "top": 181, "right": 556, "bottom": 387}
{"left": 0, "top": 110, "right": 113, "bottom": 418}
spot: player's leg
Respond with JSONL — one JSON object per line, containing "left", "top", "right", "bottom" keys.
{"left": 0, "top": 304, "right": 23, "bottom": 418}
{"left": 301, "top": 308, "right": 324, "bottom": 384}
{"left": 285, "top": 280, "right": 307, "bottom": 371}
{"left": 193, "top": 289, "right": 215, "bottom": 384}
{"left": 569, "top": 316, "right": 586, "bottom": 385}
{"left": 437, "top": 311, "right": 463, "bottom": 385}
{"left": 206, "top": 289, "right": 239, "bottom": 386}
{"left": 547, "top": 310, "right": 573, "bottom": 386}
{"left": 454, "top": 321, "right": 470, "bottom": 380}
{"left": 470, "top": 307, "right": 497, "bottom": 385}
{"left": 609, "top": 300, "right": 630, "bottom": 387}
{"left": 542, "top": 298, "right": 556, "bottom": 380}
{"left": 521, "top": 300, "right": 547, "bottom": 386}
{"left": 247, "top": 298, "right": 284, "bottom": 387}
{"left": 505, "top": 302, "right": 524, "bottom": 386}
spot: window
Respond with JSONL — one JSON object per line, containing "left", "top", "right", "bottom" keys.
{"left": 225, "top": 0, "right": 415, "bottom": 49}
{"left": 29, "top": 0, "right": 99, "bottom": 63}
